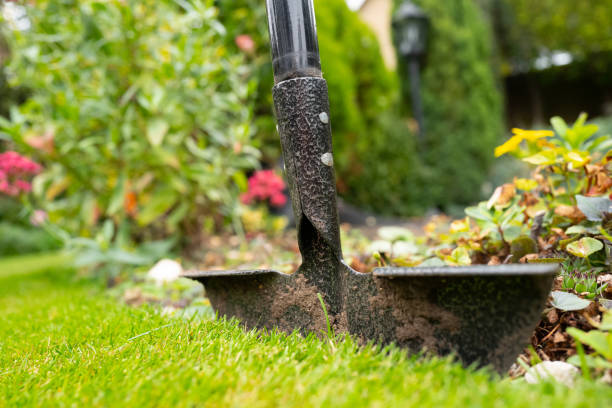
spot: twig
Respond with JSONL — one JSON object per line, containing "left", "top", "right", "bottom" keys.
{"left": 540, "top": 322, "right": 561, "bottom": 343}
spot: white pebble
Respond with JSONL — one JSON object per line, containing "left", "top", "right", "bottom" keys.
{"left": 524, "top": 361, "right": 579, "bottom": 387}
{"left": 147, "top": 259, "right": 183, "bottom": 286}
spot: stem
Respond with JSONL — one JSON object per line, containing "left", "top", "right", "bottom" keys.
{"left": 498, "top": 225, "right": 510, "bottom": 253}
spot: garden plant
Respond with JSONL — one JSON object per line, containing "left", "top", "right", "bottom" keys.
{"left": 1, "top": 0, "right": 260, "bottom": 255}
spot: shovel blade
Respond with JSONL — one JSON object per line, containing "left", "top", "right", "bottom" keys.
{"left": 186, "top": 264, "right": 557, "bottom": 373}
{"left": 345, "top": 264, "right": 557, "bottom": 373}
{"left": 183, "top": 269, "right": 339, "bottom": 335}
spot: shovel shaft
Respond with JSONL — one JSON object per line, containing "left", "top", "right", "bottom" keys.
{"left": 266, "top": 0, "right": 322, "bottom": 83}
{"left": 273, "top": 77, "right": 341, "bottom": 257}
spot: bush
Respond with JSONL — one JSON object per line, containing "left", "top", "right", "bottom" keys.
{"left": 394, "top": 0, "right": 504, "bottom": 208}
{"left": 219, "top": 0, "right": 425, "bottom": 216}
{"left": 0, "top": 0, "right": 259, "bottom": 247}
{"left": 0, "top": 194, "right": 61, "bottom": 257}
{"left": 0, "top": 221, "right": 61, "bottom": 257}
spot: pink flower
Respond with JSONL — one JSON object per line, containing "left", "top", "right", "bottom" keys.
{"left": 25, "top": 129, "right": 55, "bottom": 154}
{"left": 0, "top": 151, "right": 42, "bottom": 196}
{"left": 14, "top": 180, "right": 31, "bottom": 192}
{"left": 235, "top": 34, "right": 255, "bottom": 54}
{"left": 241, "top": 170, "right": 287, "bottom": 208}
{"left": 270, "top": 193, "right": 287, "bottom": 207}
{"left": 30, "top": 210, "right": 48, "bottom": 226}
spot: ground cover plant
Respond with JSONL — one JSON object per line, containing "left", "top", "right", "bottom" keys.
{"left": 2, "top": 259, "right": 612, "bottom": 407}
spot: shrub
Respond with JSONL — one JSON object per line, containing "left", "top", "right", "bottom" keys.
{"left": 0, "top": 0, "right": 259, "bottom": 247}
{"left": 394, "top": 0, "right": 504, "bottom": 209}
{"left": 219, "top": 0, "right": 425, "bottom": 216}
{"left": 0, "top": 221, "right": 61, "bottom": 257}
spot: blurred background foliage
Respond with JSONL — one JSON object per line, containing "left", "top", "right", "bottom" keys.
{"left": 1, "top": 0, "right": 260, "bottom": 251}
{"left": 503, "top": 0, "right": 612, "bottom": 61}
{"left": 394, "top": 0, "right": 503, "bottom": 210}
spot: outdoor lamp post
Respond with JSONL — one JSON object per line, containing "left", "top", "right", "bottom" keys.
{"left": 392, "top": 1, "right": 430, "bottom": 141}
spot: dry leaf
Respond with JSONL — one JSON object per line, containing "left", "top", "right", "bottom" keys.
{"left": 487, "top": 183, "right": 516, "bottom": 209}
{"left": 552, "top": 331, "right": 566, "bottom": 344}
{"left": 554, "top": 205, "right": 586, "bottom": 222}
{"left": 547, "top": 308, "right": 559, "bottom": 325}
{"left": 487, "top": 256, "right": 501, "bottom": 265}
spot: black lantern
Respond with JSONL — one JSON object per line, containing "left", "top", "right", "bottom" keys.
{"left": 392, "top": 1, "right": 430, "bottom": 140}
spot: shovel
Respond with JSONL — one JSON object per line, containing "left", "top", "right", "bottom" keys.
{"left": 184, "top": 0, "right": 558, "bottom": 373}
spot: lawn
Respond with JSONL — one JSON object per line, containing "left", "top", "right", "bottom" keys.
{"left": 0, "top": 256, "right": 611, "bottom": 407}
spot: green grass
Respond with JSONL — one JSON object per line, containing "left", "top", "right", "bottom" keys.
{"left": 0, "top": 252, "right": 71, "bottom": 279}
{"left": 0, "top": 259, "right": 611, "bottom": 406}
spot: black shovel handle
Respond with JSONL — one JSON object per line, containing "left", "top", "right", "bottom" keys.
{"left": 266, "top": 0, "right": 322, "bottom": 83}
{"left": 266, "top": 0, "right": 343, "bottom": 264}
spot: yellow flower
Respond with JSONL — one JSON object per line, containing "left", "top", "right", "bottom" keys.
{"left": 514, "top": 178, "right": 538, "bottom": 191}
{"left": 494, "top": 135, "right": 522, "bottom": 157}
{"left": 512, "top": 128, "right": 554, "bottom": 141}
{"left": 494, "top": 128, "right": 554, "bottom": 157}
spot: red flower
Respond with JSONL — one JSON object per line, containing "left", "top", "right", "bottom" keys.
{"left": 240, "top": 170, "right": 287, "bottom": 208}
{"left": 0, "top": 151, "right": 42, "bottom": 196}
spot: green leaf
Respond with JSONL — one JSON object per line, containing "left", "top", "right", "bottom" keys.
{"left": 419, "top": 257, "right": 446, "bottom": 267}
{"left": 567, "top": 327, "right": 612, "bottom": 360}
{"left": 502, "top": 225, "right": 523, "bottom": 243}
{"left": 465, "top": 204, "right": 494, "bottom": 223}
{"left": 137, "top": 189, "right": 178, "bottom": 226}
{"left": 101, "top": 219, "right": 115, "bottom": 242}
{"left": 522, "top": 151, "right": 557, "bottom": 165}
{"left": 550, "top": 116, "right": 568, "bottom": 137}
{"left": 574, "top": 112, "right": 588, "bottom": 128}
{"left": 565, "top": 225, "right": 587, "bottom": 235}
{"left": 105, "top": 248, "right": 152, "bottom": 265}
{"left": 378, "top": 226, "right": 414, "bottom": 242}
{"left": 146, "top": 118, "right": 169, "bottom": 147}
{"left": 166, "top": 202, "right": 190, "bottom": 228}
{"left": 576, "top": 195, "right": 612, "bottom": 222}
{"left": 446, "top": 247, "right": 471, "bottom": 266}
{"left": 107, "top": 176, "right": 126, "bottom": 216}
{"left": 600, "top": 310, "right": 612, "bottom": 331}
{"left": 232, "top": 172, "right": 248, "bottom": 192}
{"left": 566, "top": 237, "right": 604, "bottom": 258}
{"left": 567, "top": 354, "right": 612, "bottom": 369}
{"left": 550, "top": 291, "right": 591, "bottom": 311}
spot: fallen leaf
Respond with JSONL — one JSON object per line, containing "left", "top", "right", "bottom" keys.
{"left": 487, "top": 256, "right": 501, "bottom": 265}
{"left": 552, "top": 331, "right": 566, "bottom": 344}
{"left": 546, "top": 308, "right": 559, "bottom": 324}
{"left": 486, "top": 183, "right": 516, "bottom": 209}
{"left": 550, "top": 291, "right": 592, "bottom": 311}
{"left": 519, "top": 253, "right": 539, "bottom": 263}
{"left": 554, "top": 205, "right": 586, "bottom": 222}
{"left": 566, "top": 237, "right": 603, "bottom": 258}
